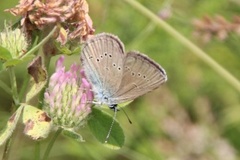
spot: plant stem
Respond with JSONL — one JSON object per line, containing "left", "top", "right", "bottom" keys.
{"left": 19, "top": 72, "right": 30, "bottom": 102}
{"left": 35, "top": 142, "right": 40, "bottom": 160}
{"left": 1, "top": 138, "right": 12, "bottom": 160}
{"left": 20, "top": 26, "right": 58, "bottom": 60}
{"left": 42, "top": 128, "right": 62, "bottom": 160}
{"left": 123, "top": 0, "right": 240, "bottom": 92}
{"left": 8, "top": 67, "right": 19, "bottom": 107}
{"left": 34, "top": 26, "right": 56, "bottom": 159}
{"left": 37, "top": 36, "right": 52, "bottom": 109}
{"left": 2, "top": 68, "right": 20, "bottom": 160}
{"left": 0, "top": 80, "right": 11, "bottom": 96}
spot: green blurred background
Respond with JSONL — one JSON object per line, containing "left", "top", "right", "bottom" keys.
{"left": 1, "top": 0, "right": 240, "bottom": 159}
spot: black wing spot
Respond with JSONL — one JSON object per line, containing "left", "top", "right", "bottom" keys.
{"left": 104, "top": 52, "right": 108, "bottom": 56}
{"left": 109, "top": 54, "right": 112, "bottom": 58}
{"left": 97, "top": 58, "right": 100, "bottom": 62}
{"left": 131, "top": 72, "right": 135, "bottom": 76}
{"left": 113, "top": 63, "right": 116, "bottom": 67}
{"left": 118, "top": 67, "right": 121, "bottom": 70}
{"left": 125, "top": 66, "right": 130, "bottom": 71}
{"left": 100, "top": 55, "right": 103, "bottom": 58}
{"left": 89, "top": 56, "right": 93, "bottom": 59}
{"left": 138, "top": 73, "right": 141, "bottom": 77}
{"left": 143, "top": 75, "right": 146, "bottom": 78}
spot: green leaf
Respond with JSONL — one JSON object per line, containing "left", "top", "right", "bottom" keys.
{"left": 0, "top": 46, "right": 12, "bottom": 61}
{"left": 2, "top": 55, "right": 34, "bottom": 68}
{"left": 22, "top": 105, "right": 52, "bottom": 140}
{"left": 0, "top": 55, "right": 33, "bottom": 70}
{"left": 88, "top": 108, "right": 125, "bottom": 149}
{"left": 0, "top": 105, "right": 24, "bottom": 146}
{"left": 71, "top": 46, "right": 81, "bottom": 55}
{"left": 62, "top": 129, "right": 84, "bottom": 142}
{"left": 0, "top": 104, "right": 52, "bottom": 145}
{"left": 3, "top": 59, "right": 22, "bottom": 67}
{"left": 21, "top": 54, "right": 34, "bottom": 62}
{"left": 54, "top": 40, "right": 81, "bottom": 55}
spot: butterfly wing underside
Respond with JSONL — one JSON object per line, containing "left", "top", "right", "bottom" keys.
{"left": 81, "top": 33, "right": 126, "bottom": 98}
{"left": 112, "top": 51, "right": 167, "bottom": 103}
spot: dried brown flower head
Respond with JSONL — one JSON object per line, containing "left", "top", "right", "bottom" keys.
{"left": 192, "top": 15, "right": 240, "bottom": 43}
{"left": 6, "top": 0, "right": 94, "bottom": 43}
{"left": 232, "top": 16, "right": 240, "bottom": 35}
{"left": 192, "top": 15, "right": 232, "bottom": 42}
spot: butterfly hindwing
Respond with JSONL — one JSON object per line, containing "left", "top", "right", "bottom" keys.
{"left": 112, "top": 51, "right": 167, "bottom": 103}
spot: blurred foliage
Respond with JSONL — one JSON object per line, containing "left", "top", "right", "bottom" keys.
{"left": 1, "top": 0, "right": 240, "bottom": 159}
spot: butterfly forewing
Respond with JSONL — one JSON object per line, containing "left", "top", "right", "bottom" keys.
{"left": 81, "top": 33, "right": 126, "bottom": 98}
{"left": 112, "top": 51, "right": 167, "bottom": 103}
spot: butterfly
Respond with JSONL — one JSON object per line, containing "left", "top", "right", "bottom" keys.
{"left": 81, "top": 33, "right": 167, "bottom": 111}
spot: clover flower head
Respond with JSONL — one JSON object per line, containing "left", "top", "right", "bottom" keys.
{"left": 44, "top": 56, "right": 93, "bottom": 130}
{"left": 0, "top": 25, "right": 28, "bottom": 58}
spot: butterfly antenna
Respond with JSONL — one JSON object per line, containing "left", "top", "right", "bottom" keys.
{"left": 105, "top": 107, "right": 117, "bottom": 143}
{"left": 120, "top": 107, "right": 132, "bottom": 124}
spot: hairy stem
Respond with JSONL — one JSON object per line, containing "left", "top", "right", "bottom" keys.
{"left": 8, "top": 67, "right": 19, "bottom": 107}
{"left": 1, "top": 138, "right": 12, "bottom": 160}
{"left": 0, "top": 80, "right": 11, "bottom": 96}
{"left": 2, "top": 67, "right": 20, "bottom": 160}
{"left": 42, "top": 128, "right": 62, "bottom": 160}
{"left": 20, "top": 26, "right": 58, "bottom": 60}
{"left": 34, "top": 142, "right": 40, "bottom": 160}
